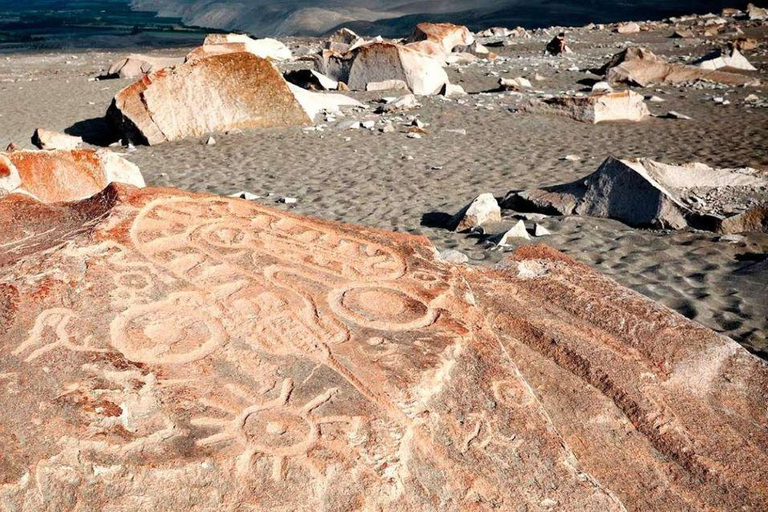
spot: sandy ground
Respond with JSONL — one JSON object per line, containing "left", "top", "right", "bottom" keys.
{"left": 1, "top": 25, "right": 767, "bottom": 357}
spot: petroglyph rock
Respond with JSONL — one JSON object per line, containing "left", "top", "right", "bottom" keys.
{"left": 0, "top": 149, "right": 144, "bottom": 203}
{"left": 1, "top": 186, "right": 767, "bottom": 510}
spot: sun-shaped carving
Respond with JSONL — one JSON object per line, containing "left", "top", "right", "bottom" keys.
{"left": 192, "top": 378, "right": 353, "bottom": 481}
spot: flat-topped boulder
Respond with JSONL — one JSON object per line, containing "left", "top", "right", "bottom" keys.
{"left": 108, "top": 52, "right": 358, "bottom": 145}
{"left": 600, "top": 47, "right": 760, "bottom": 87}
{"left": 524, "top": 91, "right": 650, "bottom": 124}
{"left": 1, "top": 184, "right": 767, "bottom": 510}
{"left": 0, "top": 149, "right": 143, "bottom": 203}
{"left": 106, "top": 55, "right": 184, "bottom": 79}
{"left": 503, "top": 156, "right": 768, "bottom": 232}
{"left": 315, "top": 42, "right": 449, "bottom": 96}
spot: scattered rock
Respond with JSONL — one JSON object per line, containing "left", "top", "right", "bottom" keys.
{"left": 499, "top": 220, "right": 531, "bottom": 244}
{"left": 746, "top": 2, "right": 768, "bottom": 20}
{"left": 202, "top": 33, "right": 292, "bottom": 61}
{"left": 228, "top": 191, "right": 260, "bottom": 200}
{"left": 545, "top": 33, "right": 572, "bottom": 56}
{"left": 499, "top": 77, "right": 532, "bottom": 91}
{"left": 449, "top": 193, "right": 501, "bottom": 231}
{"left": 376, "top": 94, "right": 421, "bottom": 113}
{"left": 366, "top": 79, "right": 409, "bottom": 92}
{"left": 591, "top": 81, "right": 613, "bottom": 93}
{"left": 441, "top": 83, "right": 468, "bottom": 98}
{"left": 315, "top": 42, "right": 449, "bottom": 96}
{"left": 284, "top": 69, "right": 339, "bottom": 91}
{"left": 503, "top": 156, "right": 768, "bottom": 232}
{"left": 105, "top": 55, "right": 183, "bottom": 80}
{"left": 615, "top": 22, "right": 641, "bottom": 35}
{"left": 534, "top": 223, "right": 552, "bottom": 236}
{"left": 0, "top": 148, "right": 144, "bottom": 203}
{"left": 438, "top": 248, "right": 469, "bottom": 263}
{"left": 31, "top": 129, "right": 83, "bottom": 151}
{"left": 524, "top": 91, "right": 650, "bottom": 124}
{"left": 109, "top": 52, "right": 360, "bottom": 145}
{"left": 406, "top": 22, "right": 474, "bottom": 55}
{"left": 665, "top": 111, "right": 692, "bottom": 120}
{"left": 205, "top": 136, "right": 216, "bottom": 146}
{"left": 695, "top": 46, "right": 757, "bottom": 72}
{"left": 599, "top": 47, "right": 760, "bottom": 87}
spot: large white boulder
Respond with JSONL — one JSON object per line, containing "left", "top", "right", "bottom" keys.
{"left": 315, "top": 42, "right": 450, "bottom": 96}
{"left": 202, "top": 33, "right": 292, "bottom": 60}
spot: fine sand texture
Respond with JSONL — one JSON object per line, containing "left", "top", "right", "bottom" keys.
{"left": 1, "top": 26, "right": 767, "bottom": 357}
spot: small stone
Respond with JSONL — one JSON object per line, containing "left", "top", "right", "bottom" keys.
{"left": 228, "top": 191, "right": 260, "bottom": 200}
{"left": 279, "top": 197, "right": 298, "bottom": 204}
{"left": 534, "top": 224, "right": 552, "bottom": 236}
{"left": 361, "top": 120, "right": 376, "bottom": 130}
{"left": 438, "top": 249, "right": 469, "bottom": 264}
{"left": 407, "top": 133, "right": 422, "bottom": 139}
{"left": 499, "top": 220, "right": 531, "bottom": 244}
{"left": 205, "top": 136, "right": 216, "bottom": 146}
{"left": 450, "top": 193, "right": 501, "bottom": 231}
{"left": 666, "top": 111, "right": 692, "bottom": 120}
{"left": 561, "top": 155, "right": 581, "bottom": 162}
{"left": 719, "top": 234, "right": 746, "bottom": 243}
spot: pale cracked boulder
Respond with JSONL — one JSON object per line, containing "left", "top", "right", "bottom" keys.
{"left": 695, "top": 47, "right": 757, "bottom": 72}
{"left": 106, "top": 55, "right": 184, "bottom": 79}
{"left": 615, "top": 22, "right": 641, "bottom": 34}
{"left": 315, "top": 43, "right": 449, "bottom": 96}
{"left": 1, "top": 185, "right": 768, "bottom": 511}
{"left": 325, "top": 28, "right": 366, "bottom": 53}
{"left": 202, "top": 33, "right": 292, "bottom": 61}
{"left": 31, "top": 128, "right": 82, "bottom": 151}
{"left": 600, "top": 47, "right": 760, "bottom": 87}
{"left": 525, "top": 91, "right": 650, "bottom": 124}
{"left": 449, "top": 192, "right": 501, "bottom": 231}
{"left": 406, "top": 22, "right": 474, "bottom": 55}
{"left": 0, "top": 149, "right": 143, "bottom": 203}
{"left": 503, "top": 156, "right": 768, "bottom": 232}
{"left": 108, "top": 52, "right": 358, "bottom": 145}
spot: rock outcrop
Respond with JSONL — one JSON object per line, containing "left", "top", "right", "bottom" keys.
{"left": 315, "top": 42, "right": 449, "bottom": 96}
{"left": 1, "top": 183, "right": 767, "bottom": 510}
{"left": 31, "top": 129, "right": 83, "bottom": 151}
{"left": 106, "top": 55, "right": 184, "bottom": 79}
{"left": 108, "top": 52, "right": 359, "bottom": 145}
{"left": 503, "top": 156, "right": 768, "bottom": 232}
{"left": 524, "top": 91, "right": 650, "bottom": 124}
{"left": 0, "top": 149, "right": 144, "bottom": 203}
{"left": 600, "top": 47, "right": 760, "bottom": 87}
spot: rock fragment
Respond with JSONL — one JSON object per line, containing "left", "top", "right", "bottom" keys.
{"left": 31, "top": 129, "right": 83, "bottom": 151}
{"left": 449, "top": 193, "right": 501, "bottom": 231}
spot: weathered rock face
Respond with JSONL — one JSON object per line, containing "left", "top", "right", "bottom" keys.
{"left": 108, "top": 52, "right": 312, "bottom": 145}
{"left": 525, "top": 91, "right": 650, "bottom": 124}
{"left": 202, "top": 33, "right": 292, "bottom": 60}
{"left": 106, "top": 55, "right": 184, "bottom": 79}
{"left": 315, "top": 43, "right": 449, "bottom": 96}
{"left": 31, "top": 128, "right": 83, "bottom": 151}
{"left": 1, "top": 185, "right": 767, "bottom": 510}
{"left": 503, "top": 157, "right": 768, "bottom": 232}
{"left": 0, "top": 149, "right": 144, "bottom": 203}
{"left": 406, "top": 22, "right": 474, "bottom": 55}
{"left": 601, "top": 47, "right": 760, "bottom": 87}
{"left": 325, "top": 28, "right": 365, "bottom": 53}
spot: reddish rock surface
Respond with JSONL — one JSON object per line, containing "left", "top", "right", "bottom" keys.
{"left": 108, "top": 52, "right": 312, "bottom": 145}
{"left": 0, "top": 149, "right": 144, "bottom": 204}
{"left": 1, "top": 185, "right": 767, "bottom": 510}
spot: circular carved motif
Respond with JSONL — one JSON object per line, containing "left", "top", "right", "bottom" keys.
{"left": 329, "top": 284, "right": 436, "bottom": 331}
{"left": 110, "top": 292, "right": 227, "bottom": 364}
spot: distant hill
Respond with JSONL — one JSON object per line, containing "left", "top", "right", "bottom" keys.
{"left": 129, "top": 0, "right": 749, "bottom": 37}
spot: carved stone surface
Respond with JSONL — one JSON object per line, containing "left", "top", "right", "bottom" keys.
{"left": 1, "top": 185, "right": 767, "bottom": 510}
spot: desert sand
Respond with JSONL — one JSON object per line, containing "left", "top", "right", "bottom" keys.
{"left": 1, "top": 18, "right": 766, "bottom": 360}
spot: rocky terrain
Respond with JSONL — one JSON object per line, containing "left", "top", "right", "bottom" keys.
{"left": 1, "top": 7, "right": 768, "bottom": 511}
